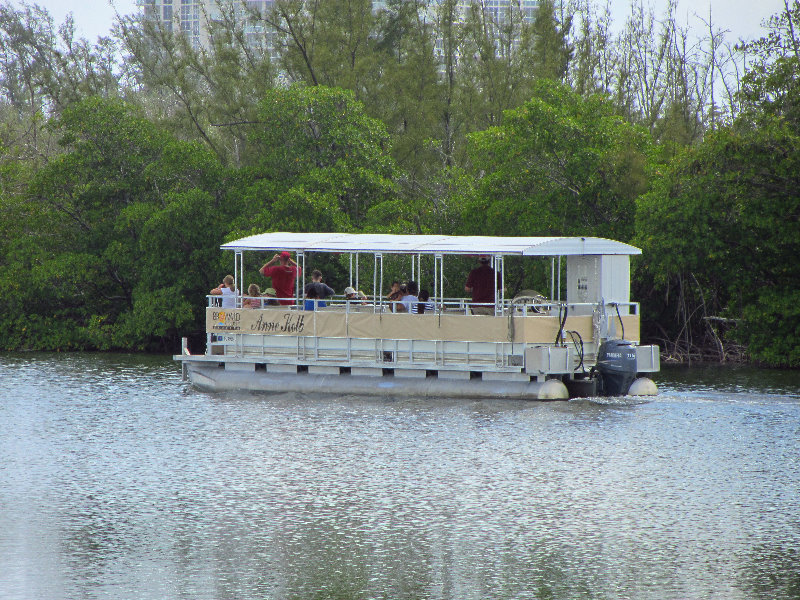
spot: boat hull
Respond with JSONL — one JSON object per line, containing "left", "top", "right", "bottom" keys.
{"left": 181, "top": 359, "right": 570, "bottom": 401}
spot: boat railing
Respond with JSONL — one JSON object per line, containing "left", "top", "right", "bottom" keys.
{"left": 206, "top": 295, "right": 640, "bottom": 317}
{"left": 211, "top": 331, "right": 527, "bottom": 372}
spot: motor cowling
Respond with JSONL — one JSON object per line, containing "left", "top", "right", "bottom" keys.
{"left": 596, "top": 340, "right": 638, "bottom": 396}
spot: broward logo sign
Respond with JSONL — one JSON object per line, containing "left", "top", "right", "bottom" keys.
{"left": 212, "top": 310, "right": 241, "bottom": 331}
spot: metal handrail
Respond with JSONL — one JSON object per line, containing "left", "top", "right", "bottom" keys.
{"left": 206, "top": 295, "right": 640, "bottom": 316}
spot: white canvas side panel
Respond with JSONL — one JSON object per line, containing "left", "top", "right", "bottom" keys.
{"left": 600, "top": 255, "right": 631, "bottom": 314}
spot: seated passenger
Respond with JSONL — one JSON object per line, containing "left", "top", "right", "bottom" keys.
{"left": 417, "top": 289, "right": 435, "bottom": 314}
{"left": 393, "top": 283, "right": 408, "bottom": 312}
{"left": 303, "top": 286, "right": 326, "bottom": 311}
{"left": 263, "top": 287, "right": 280, "bottom": 307}
{"left": 399, "top": 281, "right": 420, "bottom": 314}
{"left": 210, "top": 274, "right": 236, "bottom": 308}
{"left": 242, "top": 283, "right": 263, "bottom": 309}
{"left": 387, "top": 280, "right": 403, "bottom": 302}
{"left": 344, "top": 286, "right": 368, "bottom": 304}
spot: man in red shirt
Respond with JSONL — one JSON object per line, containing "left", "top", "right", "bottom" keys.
{"left": 260, "top": 251, "right": 300, "bottom": 305}
{"left": 465, "top": 256, "right": 495, "bottom": 314}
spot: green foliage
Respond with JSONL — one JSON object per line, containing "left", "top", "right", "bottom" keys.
{"left": 269, "top": 0, "right": 377, "bottom": 90}
{"left": 0, "top": 3, "right": 120, "bottom": 111}
{"left": 530, "top": 0, "right": 573, "bottom": 81}
{"left": 242, "top": 86, "right": 398, "bottom": 231}
{"left": 369, "top": 0, "right": 445, "bottom": 184}
{"left": 739, "top": 289, "right": 800, "bottom": 368}
{"left": 1, "top": 0, "right": 799, "bottom": 368}
{"left": 117, "top": 0, "right": 276, "bottom": 166}
{"left": 739, "top": 1, "right": 800, "bottom": 131}
{"left": 464, "top": 79, "right": 652, "bottom": 240}
{"left": 636, "top": 120, "right": 800, "bottom": 365}
{"left": 740, "top": 55, "right": 800, "bottom": 132}
{"left": 0, "top": 97, "right": 231, "bottom": 351}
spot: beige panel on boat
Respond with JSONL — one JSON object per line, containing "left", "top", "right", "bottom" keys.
{"left": 521, "top": 314, "right": 639, "bottom": 343}
{"left": 206, "top": 308, "right": 639, "bottom": 343}
{"left": 517, "top": 315, "right": 639, "bottom": 343}
{"left": 311, "top": 310, "right": 348, "bottom": 338}
{"left": 621, "top": 315, "right": 640, "bottom": 342}
{"left": 344, "top": 313, "right": 510, "bottom": 343}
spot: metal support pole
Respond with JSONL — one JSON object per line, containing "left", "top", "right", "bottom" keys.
{"left": 298, "top": 251, "right": 305, "bottom": 307}
{"left": 557, "top": 256, "right": 561, "bottom": 303}
{"left": 497, "top": 256, "right": 505, "bottom": 316}
{"left": 433, "top": 255, "right": 438, "bottom": 303}
{"left": 234, "top": 250, "right": 243, "bottom": 308}
{"left": 436, "top": 254, "right": 444, "bottom": 309}
{"left": 377, "top": 253, "right": 384, "bottom": 312}
{"left": 441, "top": 255, "right": 445, "bottom": 309}
{"left": 373, "top": 254, "right": 378, "bottom": 308}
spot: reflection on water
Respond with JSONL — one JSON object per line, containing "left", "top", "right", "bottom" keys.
{"left": 1, "top": 354, "right": 799, "bottom": 600}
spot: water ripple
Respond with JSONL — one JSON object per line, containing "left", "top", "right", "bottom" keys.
{"left": 1, "top": 354, "right": 799, "bottom": 599}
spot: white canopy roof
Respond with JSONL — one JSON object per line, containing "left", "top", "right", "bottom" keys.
{"left": 221, "top": 232, "right": 641, "bottom": 256}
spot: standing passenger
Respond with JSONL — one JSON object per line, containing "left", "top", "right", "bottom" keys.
{"left": 260, "top": 251, "right": 300, "bottom": 306}
{"left": 465, "top": 256, "right": 495, "bottom": 314}
{"left": 304, "top": 269, "right": 335, "bottom": 301}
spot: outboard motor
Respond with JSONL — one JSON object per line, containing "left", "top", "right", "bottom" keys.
{"left": 595, "top": 339, "right": 638, "bottom": 396}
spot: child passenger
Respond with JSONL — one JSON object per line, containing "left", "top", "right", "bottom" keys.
{"left": 210, "top": 275, "right": 236, "bottom": 308}
{"left": 418, "top": 289, "right": 435, "bottom": 314}
{"left": 243, "top": 283, "right": 263, "bottom": 309}
{"left": 304, "top": 286, "right": 326, "bottom": 311}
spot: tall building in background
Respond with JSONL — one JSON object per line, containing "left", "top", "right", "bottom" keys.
{"left": 138, "top": 0, "right": 540, "bottom": 64}
{"left": 466, "top": 0, "right": 538, "bottom": 22}
{"left": 138, "top": 0, "right": 206, "bottom": 48}
{"left": 138, "top": 0, "right": 279, "bottom": 54}
{"left": 430, "top": 0, "right": 540, "bottom": 67}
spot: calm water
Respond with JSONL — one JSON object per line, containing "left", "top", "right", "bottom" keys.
{"left": 1, "top": 354, "right": 799, "bottom": 600}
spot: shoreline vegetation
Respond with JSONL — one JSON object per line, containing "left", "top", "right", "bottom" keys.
{"left": 1, "top": 0, "right": 798, "bottom": 368}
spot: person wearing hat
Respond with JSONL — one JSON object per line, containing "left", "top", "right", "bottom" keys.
{"left": 260, "top": 251, "right": 300, "bottom": 306}
{"left": 344, "top": 286, "right": 368, "bottom": 304}
{"left": 263, "top": 287, "right": 280, "bottom": 306}
{"left": 465, "top": 255, "right": 495, "bottom": 314}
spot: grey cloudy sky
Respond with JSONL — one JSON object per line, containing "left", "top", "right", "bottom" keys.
{"left": 15, "top": 0, "right": 791, "bottom": 44}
